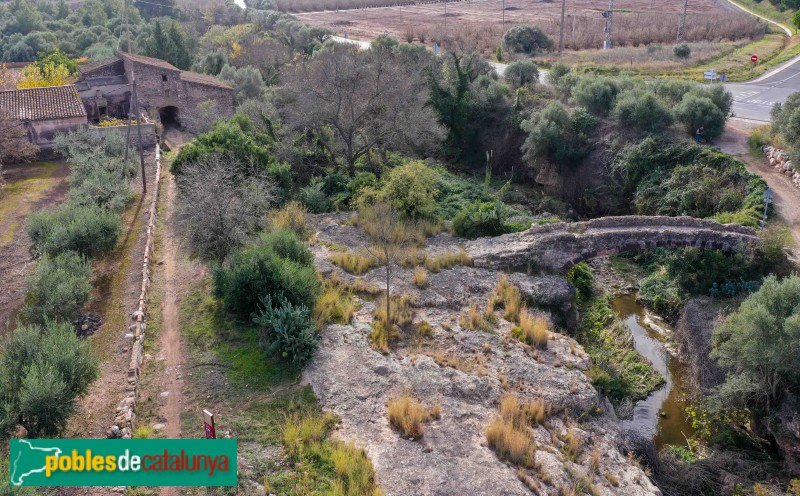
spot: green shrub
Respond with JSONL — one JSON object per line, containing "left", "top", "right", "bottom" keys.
{"left": 612, "top": 89, "right": 674, "bottom": 133}
{"left": 268, "top": 162, "right": 293, "bottom": 204}
{"left": 674, "top": 94, "right": 726, "bottom": 139}
{"left": 27, "top": 203, "right": 121, "bottom": 258}
{"left": 651, "top": 79, "right": 695, "bottom": 105}
{"left": 379, "top": 161, "right": 439, "bottom": 220}
{"left": 300, "top": 178, "right": 332, "bottom": 214}
{"left": 0, "top": 320, "right": 98, "bottom": 440}
{"left": 504, "top": 60, "right": 539, "bottom": 89}
{"left": 452, "top": 201, "right": 507, "bottom": 238}
{"left": 673, "top": 43, "right": 691, "bottom": 58}
{"left": 521, "top": 101, "right": 597, "bottom": 166}
{"left": 214, "top": 233, "right": 321, "bottom": 318}
{"left": 566, "top": 262, "right": 593, "bottom": 302}
{"left": 252, "top": 294, "right": 319, "bottom": 366}
{"left": 571, "top": 77, "right": 623, "bottom": 115}
{"left": 638, "top": 269, "right": 685, "bottom": 319}
{"left": 688, "top": 85, "right": 734, "bottom": 117}
{"left": 502, "top": 24, "right": 553, "bottom": 54}
{"left": 712, "top": 275, "right": 800, "bottom": 413}
{"left": 259, "top": 229, "right": 315, "bottom": 267}
{"left": 23, "top": 251, "right": 92, "bottom": 325}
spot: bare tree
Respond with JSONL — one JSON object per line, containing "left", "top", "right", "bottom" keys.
{"left": 280, "top": 44, "right": 444, "bottom": 176}
{"left": 0, "top": 116, "right": 39, "bottom": 194}
{"left": 363, "top": 202, "right": 415, "bottom": 350}
{"left": 175, "top": 152, "right": 274, "bottom": 261}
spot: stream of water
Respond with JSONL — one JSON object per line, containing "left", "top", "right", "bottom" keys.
{"left": 612, "top": 294, "right": 696, "bottom": 448}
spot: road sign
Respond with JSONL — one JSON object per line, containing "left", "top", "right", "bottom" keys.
{"left": 751, "top": 55, "right": 758, "bottom": 63}
{"left": 203, "top": 409, "right": 216, "bottom": 439}
{"left": 763, "top": 188, "right": 774, "bottom": 203}
{"left": 703, "top": 69, "right": 717, "bottom": 81}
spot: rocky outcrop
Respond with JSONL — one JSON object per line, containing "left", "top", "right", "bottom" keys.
{"left": 763, "top": 146, "right": 800, "bottom": 189}
{"left": 673, "top": 297, "right": 726, "bottom": 392}
{"left": 467, "top": 216, "right": 759, "bottom": 273}
{"left": 306, "top": 217, "right": 661, "bottom": 495}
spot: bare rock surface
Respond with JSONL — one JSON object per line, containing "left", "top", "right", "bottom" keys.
{"left": 305, "top": 216, "right": 661, "bottom": 495}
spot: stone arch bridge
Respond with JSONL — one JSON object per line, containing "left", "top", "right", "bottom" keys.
{"left": 466, "top": 216, "right": 760, "bottom": 272}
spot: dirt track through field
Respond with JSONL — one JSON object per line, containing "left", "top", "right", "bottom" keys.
{"left": 158, "top": 173, "right": 186, "bottom": 496}
{"left": 0, "top": 162, "right": 69, "bottom": 331}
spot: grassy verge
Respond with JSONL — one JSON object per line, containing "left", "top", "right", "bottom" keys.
{"left": 0, "top": 161, "right": 64, "bottom": 247}
{"left": 725, "top": 0, "right": 797, "bottom": 33}
{"left": 157, "top": 276, "right": 382, "bottom": 495}
{"left": 578, "top": 295, "right": 664, "bottom": 404}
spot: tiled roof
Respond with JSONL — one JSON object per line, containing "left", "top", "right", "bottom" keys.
{"left": 119, "top": 52, "right": 179, "bottom": 71}
{"left": 78, "top": 56, "right": 122, "bottom": 76}
{"left": 179, "top": 70, "right": 233, "bottom": 90}
{"left": 0, "top": 85, "right": 87, "bottom": 121}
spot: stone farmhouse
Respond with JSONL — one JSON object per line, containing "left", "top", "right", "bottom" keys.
{"left": 0, "top": 52, "right": 234, "bottom": 150}
{"left": 76, "top": 51, "right": 234, "bottom": 129}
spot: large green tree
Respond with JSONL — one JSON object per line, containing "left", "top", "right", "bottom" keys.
{"left": 712, "top": 275, "right": 800, "bottom": 413}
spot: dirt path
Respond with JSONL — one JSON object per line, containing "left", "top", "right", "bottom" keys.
{"left": 718, "top": 120, "right": 800, "bottom": 251}
{"left": 157, "top": 171, "right": 187, "bottom": 495}
{"left": 0, "top": 161, "right": 69, "bottom": 330}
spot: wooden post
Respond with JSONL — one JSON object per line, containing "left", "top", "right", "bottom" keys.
{"left": 203, "top": 410, "right": 216, "bottom": 439}
{"left": 559, "top": 0, "right": 566, "bottom": 54}
{"left": 132, "top": 79, "right": 147, "bottom": 194}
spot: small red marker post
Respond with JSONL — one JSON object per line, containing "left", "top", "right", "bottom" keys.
{"left": 751, "top": 54, "right": 759, "bottom": 64}
{"left": 203, "top": 409, "right": 216, "bottom": 439}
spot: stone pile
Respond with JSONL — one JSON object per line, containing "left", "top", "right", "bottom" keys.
{"left": 763, "top": 145, "right": 800, "bottom": 189}
{"left": 107, "top": 144, "right": 162, "bottom": 440}
{"left": 74, "top": 313, "right": 102, "bottom": 337}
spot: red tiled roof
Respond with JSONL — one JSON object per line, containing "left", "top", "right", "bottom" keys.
{"left": 179, "top": 70, "right": 233, "bottom": 90}
{"left": 119, "top": 52, "right": 179, "bottom": 71}
{"left": 0, "top": 85, "right": 87, "bottom": 121}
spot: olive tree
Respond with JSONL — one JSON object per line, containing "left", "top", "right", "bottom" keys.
{"left": 0, "top": 321, "right": 98, "bottom": 439}
{"left": 502, "top": 25, "right": 553, "bottom": 55}
{"left": 504, "top": 60, "right": 539, "bottom": 89}
{"left": 712, "top": 275, "right": 800, "bottom": 413}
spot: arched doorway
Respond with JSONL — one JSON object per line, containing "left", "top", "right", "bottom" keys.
{"left": 158, "top": 106, "right": 180, "bottom": 129}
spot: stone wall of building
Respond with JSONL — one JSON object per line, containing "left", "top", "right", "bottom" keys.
{"left": 29, "top": 117, "right": 87, "bottom": 146}
{"left": 125, "top": 59, "right": 181, "bottom": 112}
{"left": 89, "top": 124, "right": 157, "bottom": 148}
{"left": 178, "top": 84, "right": 235, "bottom": 132}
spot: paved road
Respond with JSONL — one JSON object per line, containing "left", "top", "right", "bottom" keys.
{"left": 726, "top": 56, "right": 800, "bottom": 121}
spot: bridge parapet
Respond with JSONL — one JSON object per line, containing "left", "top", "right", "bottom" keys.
{"left": 466, "top": 216, "right": 760, "bottom": 273}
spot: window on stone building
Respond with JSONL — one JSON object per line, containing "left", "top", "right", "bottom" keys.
{"left": 161, "top": 74, "right": 168, "bottom": 82}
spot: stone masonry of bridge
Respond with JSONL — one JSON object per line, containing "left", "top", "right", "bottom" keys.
{"left": 466, "top": 216, "right": 760, "bottom": 272}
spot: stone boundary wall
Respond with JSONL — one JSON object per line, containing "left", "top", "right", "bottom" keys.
{"left": 89, "top": 124, "right": 157, "bottom": 148}
{"left": 108, "top": 143, "right": 162, "bottom": 441}
{"left": 763, "top": 145, "right": 800, "bottom": 189}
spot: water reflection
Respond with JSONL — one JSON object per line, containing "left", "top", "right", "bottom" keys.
{"left": 613, "top": 294, "right": 696, "bottom": 448}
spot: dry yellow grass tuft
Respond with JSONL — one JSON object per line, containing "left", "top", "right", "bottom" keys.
{"left": 489, "top": 275, "right": 523, "bottom": 322}
{"left": 330, "top": 250, "right": 379, "bottom": 275}
{"left": 561, "top": 426, "right": 583, "bottom": 462}
{"left": 511, "top": 310, "right": 550, "bottom": 350}
{"left": 370, "top": 293, "right": 414, "bottom": 353}
{"left": 271, "top": 201, "right": 311, "bottom": 239}
{"left": 485, "top": 394, "right": 549, "bottom": 468}
{"left": 412, "top": 267, "right": 429, "bottom": 288}
{"left": 459, "top": 303, "right": 494, "bottom": 332}
{"left": 388, "top": 394, "right": 432, "bottom": 440}
{"left": 424, "top": 249, "right": 472, "bottom": 273}
{"left": 416, "top": 320, "right": 433, "bottom": 337}
{"left": 314, "top": 282, "right": 358, "bottom": 326}
{"left": 605, "top": 472, "right": 620, "bottom": 487}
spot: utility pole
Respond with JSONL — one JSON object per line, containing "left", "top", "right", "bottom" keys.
{"left": 132, "top": 78, "right": 146, "bottom": 194}
{"left": 559, "top": 0, "right": 566, "bottom": 54}
{"left": 124, "top": 0, "right": 132, "bottom": 53}
{"left": 124, "top": 91, "right": 132, "bottom": 161}
{"left": 502, "top": 0, "right": 505, "bottom": 25}
{"left": 677, "top": 0, "right": 688, "bottom": 42}
{"left": 603, "top": 0, "right": 614, "bottom": 49}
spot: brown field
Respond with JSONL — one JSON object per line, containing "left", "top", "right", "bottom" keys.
{"left": 296, "top": 0, "right": 765, "bottom": 52}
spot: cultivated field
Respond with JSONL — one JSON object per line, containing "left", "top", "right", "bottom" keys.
{"left": 296, "top": 0, "right": 766, "bottom": 52}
